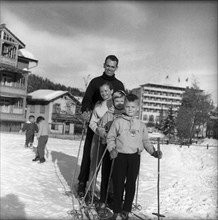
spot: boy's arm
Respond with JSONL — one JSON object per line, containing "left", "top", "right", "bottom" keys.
{"left": 142, "top": 123, "right": 155, "bottom": 155}
{"left": 142, "top": 123, "right": 163, "bottom": 159}
{"left": 35, "top": 123, "right": 39, "bottom": 133}
{"left": 37, "top": 123, "right": 42, "bottom": 138}
{"left": 106, "top": 120, "right": 118, "bottom": 152}
{"left": 21, "top": 123, "right": 27, "bottom": 132}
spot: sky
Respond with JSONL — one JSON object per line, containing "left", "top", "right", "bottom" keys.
{"left": 1, "top": 1, "right": 217, "bottom": 105}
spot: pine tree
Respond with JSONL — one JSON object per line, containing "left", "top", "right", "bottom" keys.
{"left": 161, "top": 105, "right": 176, "bottom": 142}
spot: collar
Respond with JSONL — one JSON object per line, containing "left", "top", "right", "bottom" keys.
{"left": 102, "top": 72, "right": 116, "bottom": 81}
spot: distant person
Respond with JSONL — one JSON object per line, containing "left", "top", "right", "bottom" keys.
{"left": 107, "top": 94, "right": 162, "bottom": 219}
{"left": 86, "top": 81, "right": 114, "bottom": 202}
{"left": 20, "top": 115, "right": 38, "bottom": 148}
{"left": 77, "top": 55, "right": 125, "bottom": 197}
{"left": 32, "top": 116, "right": 49, "bottom": 163}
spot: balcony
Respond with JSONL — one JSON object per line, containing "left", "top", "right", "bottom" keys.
{"left": 1, "top": 105, "right": 25, "bottom": 122}
{"left": 1, "top": 81, "right": 26, "bottom": 96}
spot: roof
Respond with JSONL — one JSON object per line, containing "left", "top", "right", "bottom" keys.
{"left": 141, "top": 83, "right": 186, "bottom": 91}
{"left": 18, "top": 49, "right": 38, "bottom": 62}
{"left": 0, "top": 24, "right": 25, "bottom": 48}
{"left": 28, "top": 89, "right": 80, "bottom": 104}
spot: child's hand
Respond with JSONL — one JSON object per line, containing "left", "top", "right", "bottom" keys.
{"left": 152, "top": 150, "right": 162, "bottom": 159}
{"left": 19, "top": 130, "right": 22, "bottom": 134}
{"left": 110, "top": 149, "right": 118, "bottom": 159}
{"left": 82, "top": 111, "right": 91, "bottom": 122}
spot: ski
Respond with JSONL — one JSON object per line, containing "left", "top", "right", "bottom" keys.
{"left": 130, "top": 211, "right": 151, "bottom": 220}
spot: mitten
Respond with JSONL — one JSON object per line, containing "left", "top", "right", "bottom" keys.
{"left": 82, "top": 110, "right": 91, "bottom": 122}
{"left": 152, "top": 150, "right": 162, "bottom": 159}
{"left": 110, "top": 149, "right": 118, "bottom": 159}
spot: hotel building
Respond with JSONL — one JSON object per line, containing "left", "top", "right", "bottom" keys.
{"left": 132, "top": 83, "right": 186, "bottom": 124}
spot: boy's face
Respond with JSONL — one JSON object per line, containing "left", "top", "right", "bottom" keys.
{"left": 29, "top": 117, "right": 35, "bottom": 123}
{"left": 100, "top": 85, "right": 113, "bottom": 101}
{"left": 124, "top": 100, "right": 139, "bottom": 117}
{"left": 113, "top": 97, "right": 125, "bottom": 110}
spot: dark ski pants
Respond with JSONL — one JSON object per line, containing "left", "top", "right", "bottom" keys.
{"left": 78, "top": 126, "right": 94, "bottom": 184}
{"left": 100, "top": 147, "right": 113, "bottom": 203}
{"left": 112, "top": 152, "right": 140, "bottom": 213}
{"left": 25, "top": 132, "right": 34, "bottom": 146}
{"left": 36, "top": 136, "right": 48, "bottom": 159}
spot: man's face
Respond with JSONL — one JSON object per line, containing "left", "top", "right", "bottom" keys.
{"left": 104, "top": 59, "right": 118, "bottom": 76}
{"left": 124, "top": 100, "right": 139, "bottom": 117}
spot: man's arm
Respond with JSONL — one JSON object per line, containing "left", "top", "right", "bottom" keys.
{"left": 81, "top": 79, "right": 96, "bottom": 113}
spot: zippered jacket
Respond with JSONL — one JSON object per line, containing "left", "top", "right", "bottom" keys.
{"left": 107, "top": 114, "right": 155, "bottom": 155}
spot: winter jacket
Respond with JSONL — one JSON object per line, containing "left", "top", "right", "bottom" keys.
{"left": 89, "top": 99, "right": 113, "bottom": 134}
{"left": 22, "top": 121, "right": 38, "bottom": 135}
{"left": 81, "top": 72, "right": 125, "bottom": 112}
{"left": 37, "top": 120, "right": 49, "bottom": 138}
{"left": 107, "top": 114, "right": 155, "bottom": 155}
{"left": 97, "top": 108, "right": 125, "bottom": 143}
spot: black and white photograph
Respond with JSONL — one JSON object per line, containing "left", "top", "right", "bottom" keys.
{"left": 0, "top": 1, "right": 217, "bottom": 220}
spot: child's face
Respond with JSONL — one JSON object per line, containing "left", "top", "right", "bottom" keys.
{"left": 100, "top": 85, "right": 113, "bottom": 101}
{"left": 29, "top": 117, "right": 35, "bottom": 123}
{"left": 124, "top": 100, "right": 139, "bottom": 117}
{"left": 113, "top": 97, "right": 125, "bottom": 110}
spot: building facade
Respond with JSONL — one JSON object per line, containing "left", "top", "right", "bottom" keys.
{"left": 132, "top": 83, "right": 186, "bottom": 125}
{"left": 27, "top": 89, "right": 80, "bottom": 134}
{"left": 0, "top": 24, "right": 38, "bottom": 132}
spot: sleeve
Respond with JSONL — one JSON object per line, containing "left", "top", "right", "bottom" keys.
{"left": 106, "top": 120, "right": 119, "bottom": 152}
{"left": 35, "top": 123, "right": 39, "bottom": 133}
{"left": 37, "top": 122, "right": 42, "bottom": 138}
{"left": 81, "top": 79, "right": 96, "bottom": 112}
{"left": 142, "top": 123, "right": 155, "bottom": 155}
{"left": 89, "top": 109, "right": 99, "bottom": 133}
{"left": 97, "top": 113, "right": 109, "bottom": 139}
{"left": 22, "top": 123, "right": 27, "bottom": 132}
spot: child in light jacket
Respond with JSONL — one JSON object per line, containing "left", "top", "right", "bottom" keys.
{"left": 97, "top": 90, "right": 126, "bottom": 208}
{"left": 107, "top": 94, "right": 162, "bottom": 220}
{"left": 86, "top": 81, "right": 114, "bottom": 200}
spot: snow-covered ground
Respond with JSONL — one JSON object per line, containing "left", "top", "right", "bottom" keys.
{"left": 1, "top": 132, "right": 217, "bottom": 220}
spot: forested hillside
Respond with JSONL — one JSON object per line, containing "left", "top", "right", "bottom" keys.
{"left": 27, "top": 74, "right": 84, "bottom": 97}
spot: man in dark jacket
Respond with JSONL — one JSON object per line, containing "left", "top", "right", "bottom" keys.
{"left": 77, "top": 55, "right": 125, "bottom": 197}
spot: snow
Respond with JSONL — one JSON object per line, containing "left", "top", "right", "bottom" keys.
{"left": 28, "top": 90, "right": 68, "bottom": 102}
{"left": 1, "top": 132, "right": 218, "bottom": 220}
{"left": 18, "top": 49, "right": 37, "bottom": 61}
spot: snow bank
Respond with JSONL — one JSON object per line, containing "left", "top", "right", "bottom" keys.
{"left": 1, "top": 133, "right": 217, "bottom": 219}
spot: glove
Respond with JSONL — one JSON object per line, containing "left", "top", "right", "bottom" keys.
{"left": 152, "top": 150, "right": 162, "bottom": 159}
{"left": 110, "top": 149, "right": 118, "bottom": 159}
{"left": 81, "top": 110, "right": 91, "bottom": 122}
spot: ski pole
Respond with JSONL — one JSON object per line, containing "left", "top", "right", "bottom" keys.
{"left": 68, "top": 120, "right": 87, "bottom": 219}
{"left": 81, "top": 145, "right": 108, "bottom": 204}
{"left": 152, "top": 138, "right": 165, "bottom": 220}
{"left": 98, "top": 157, "right": 115, "bottom": 220}
{"left": 91, "top": 135, "right": 101, "bottom": 206}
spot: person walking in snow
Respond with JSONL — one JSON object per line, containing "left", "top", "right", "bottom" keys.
{"left": 107, "top": 94, "right": 162, "bottom": 220}
{"left": 96, "top": 90, "right": 126, "bottom": 209}
{"left": 32, "top": 116, "right": 49, "bottom": 164}
{"left": 20, "top": 115, "right": 38, "bottom": 148}
{"left": 85, "top": 81, "right": 114, "bottom": 202}
{"left": 77, "top": 55, "right": 125, "bottom": 197}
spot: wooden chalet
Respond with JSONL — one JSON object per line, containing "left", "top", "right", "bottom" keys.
{"left": 0, "top": 24, "right": 38, "bottom": 132}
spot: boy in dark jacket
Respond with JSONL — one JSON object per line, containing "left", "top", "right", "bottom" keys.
{"left": 77, "top": 55, "right": 125, "bottom": 197}
{"left": 20, "top": 115, "right": 38, "bottom": 148}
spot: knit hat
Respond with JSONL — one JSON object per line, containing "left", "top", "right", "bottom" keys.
{"left": 112, "top": 90, "right": 126, "bottom": 100}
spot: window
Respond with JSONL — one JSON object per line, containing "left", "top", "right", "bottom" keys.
{"left": 143, "top": 114, "right": 148, "bottom": 121}
{"left": 30, "top": 105, "right": 35, "bottom": 113}
{"left": 51, "top": 123, "right": 59, "bottom": 130}
{"left": 40, "top": 105, "right": 45, "bottom": 114}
